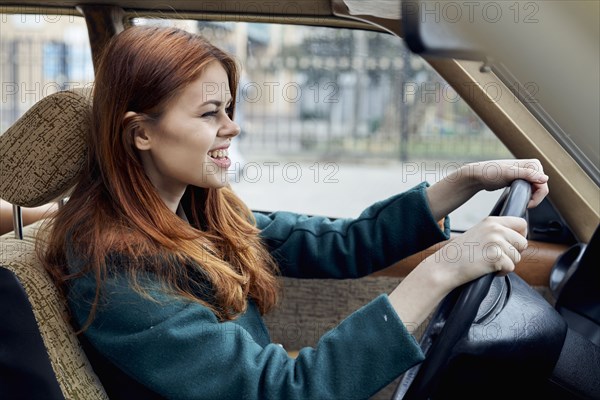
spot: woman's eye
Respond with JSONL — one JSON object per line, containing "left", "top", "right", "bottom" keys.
{"left": 201, "top": 110, "right": 218, "bottom": 118}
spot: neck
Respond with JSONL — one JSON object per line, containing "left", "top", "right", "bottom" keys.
{"left": 158, "top": 189, "right": 185, "bottom": 213}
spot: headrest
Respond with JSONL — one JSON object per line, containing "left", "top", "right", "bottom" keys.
{"left": 0, "top": 90, "right": 91, "bottom": 207}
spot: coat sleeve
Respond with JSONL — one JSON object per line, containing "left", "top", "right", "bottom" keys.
{"left": 68, "top": 274, "right": 425, "bottom": 400}
{"left": 253, "top": 182, "right": 450, "bottom": 278}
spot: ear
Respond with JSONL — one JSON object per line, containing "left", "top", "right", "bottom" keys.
{"left": 124, "top": 111, "right": 152, "bottom": 151}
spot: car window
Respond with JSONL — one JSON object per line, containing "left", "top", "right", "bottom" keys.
{"left": 0, "top": 12, "right": 94, "bottom": 132}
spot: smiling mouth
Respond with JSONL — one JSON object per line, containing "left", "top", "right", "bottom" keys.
{"left": 208, "top": 148, "right": 229, "bottom": 159}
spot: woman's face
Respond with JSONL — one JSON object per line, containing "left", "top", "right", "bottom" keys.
{"left": 135, "top": 61, "right": 240, "bottom": 206}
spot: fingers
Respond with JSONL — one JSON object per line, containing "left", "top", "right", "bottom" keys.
{"left": 493, "top": 252, "right": 518, "bottom": 277}
{"left": 528, "top": 181, "right": 550, "bottom": 208}
{"left": 491, "top": 219, "right": 527, "bottom": 271}
{"left": 510, "top": 159, "right": 549, "bottom": 208}
{"left": 436, "top": 216, "right": 529, "bottom": 288}
{"left": 478, "top": 240, "right": 519, "bottom": 273}
{"left": 514, "top": 159, "right": 547, "bottom": 181}
{"left": 479, "top": 216, "right": 528, "bottom": 274}
{"left": 514, "top": 159, "right": 549, "bottom": 184}
{"left": 489, "top": 230, "right": 526, "bottom": 269}
{"left": 490, "top": 215, "right": 528, "bottom": 237}
{"left": 468, "top": 159, "right": 549, "bottom": 200}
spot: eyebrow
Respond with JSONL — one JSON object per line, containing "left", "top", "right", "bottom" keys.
{"left": 199, "top": 98, "right": 233, "bottom": 108}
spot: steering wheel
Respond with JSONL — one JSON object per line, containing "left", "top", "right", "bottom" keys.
{"left": 393, "top": 179, "right": 532, "bottom": 399}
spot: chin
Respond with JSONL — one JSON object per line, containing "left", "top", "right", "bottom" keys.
{"left": 204, "top": 178, "right": 229, "bottom": 189}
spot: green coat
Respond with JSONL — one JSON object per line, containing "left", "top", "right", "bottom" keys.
{"left": 67, "top": 182, "right": 450, "bottom": 399}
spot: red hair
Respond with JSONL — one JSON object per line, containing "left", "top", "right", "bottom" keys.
{"left": 41, "top": 26, "right": 279, "bottom": 329}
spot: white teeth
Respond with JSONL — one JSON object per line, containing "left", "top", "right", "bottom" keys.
{"left": 208, "top": 149, "right": 229, "bottom": 159}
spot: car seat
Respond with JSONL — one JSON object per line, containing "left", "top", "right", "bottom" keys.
{"left": 0, "top": 90, "right": 109, "bottom": 399}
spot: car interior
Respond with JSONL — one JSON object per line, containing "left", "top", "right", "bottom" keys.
{"left": 0, "top": 1, "right": 598, "bottom": 399}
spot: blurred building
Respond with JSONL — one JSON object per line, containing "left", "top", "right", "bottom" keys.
{"left": 1, "top": 12, "right": 94, "bottom": 132}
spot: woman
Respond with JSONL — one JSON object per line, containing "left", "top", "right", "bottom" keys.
{"left": 41, "top": 26, "right": 549, "bottom": 399}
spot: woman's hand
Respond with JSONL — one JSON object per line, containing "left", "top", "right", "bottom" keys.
{"left": 388, "top": 215, "right": 528, "bottom": 331}
{"left": 425, "top": 216, "right": 528, "bottom": 289}
{"left": 0, "top": 199, "right": 57, "bottom": 236}
{"left": 461, "top": 159, "right": 549, "bottom": 208}
{"left": 426, "top": 158, "right": 549, "bottom": 221}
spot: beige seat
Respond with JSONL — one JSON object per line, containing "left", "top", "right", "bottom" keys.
{"left": 0, "top": 90, "right": 109, "bottom": 399}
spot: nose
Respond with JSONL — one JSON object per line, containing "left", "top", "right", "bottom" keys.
{"left": 218, "top": 116, "right": 241, "bottom": 139}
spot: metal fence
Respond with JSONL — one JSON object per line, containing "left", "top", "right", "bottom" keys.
{"left": 235, "top": 53, "right": 510, "bottom": 162}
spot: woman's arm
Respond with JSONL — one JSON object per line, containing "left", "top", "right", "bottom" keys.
{"left": 426, "top": 159, "right": 549, "bottom": 221}
{"left": 68, "top": 273, "right": 424, "bottom": 400}
{"left": 254, "top": 182, "right": 450, "bottom": 279}
{"left": 0, "top": 199, "right": 57, "bottom": 235}
{"left": 254, "top": 159, "right": 548, "bottom": 281}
